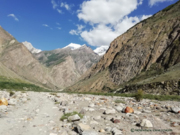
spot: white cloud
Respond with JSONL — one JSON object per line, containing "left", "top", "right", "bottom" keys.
{"left": 80, "top": 15, "right": 151, "bottom": 47}
{"left": 42, "top": 24, "right": 49, "bottom": 27}
{"left": 57, "top": 27, "right": 61, "bottom": 30}
{"left": 51, "top": 0, "right": 58, "bottom": 9}
{"left": 139, "top": 0, "right": 143, "bottom": 5}
{"left": 8, "top": 14, "right": 19, "bottom": 21}
{"left": 69, "top": 24, "right": 85, "bottom": 35}
{"left": 149, "top": 0, "right": 173, "bottom": 6}
{"left": 57, "top": 9, "right": 63, "bottom": 14}
{"left": 61, "top": 2, "right": 71, "bottom": 11}
{"left": 70, "top": 0, "right": 151, "bottom": 47}
{"left": 78, "top": 0, "right": 142, "bottom": 25}
{"left": 56, "top": 22, "right": 60, "bottom": 25}
{"left": 69, "top": 30, "right": 78, "bottom": 35}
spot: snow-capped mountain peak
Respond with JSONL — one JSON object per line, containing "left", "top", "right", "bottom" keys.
{"left": 94, "top": 46, "right": 109, "bottom": 56}
{"left": 63, "top": 43, "right": 82, "bottom": 50}
{"left": 22, "top": 41, "right": 41, "bottom": 54}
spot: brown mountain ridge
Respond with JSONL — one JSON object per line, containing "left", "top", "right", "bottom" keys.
{"left": 66, "top": 1, "right": 180, "bottom": 94}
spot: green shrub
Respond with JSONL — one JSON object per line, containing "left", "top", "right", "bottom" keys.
{"left": 134, "top": 89, "right": 144, "bottom": 102}
{"left": 9, "top": 91, "right": 15, "bottom": 96}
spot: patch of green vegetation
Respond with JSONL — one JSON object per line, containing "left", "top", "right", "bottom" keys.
{"left": 114, "top": 99, "right": 126, "bottom": 104}
{"left": 55, "top": 102, "right": 60, "bottom": 104}
{"left": 162, "top": 2, "right": 177, "bottom": 12}
{"left": 64, "top": 91, "right": 180, "bottom": 101}
{"left": 0, "top": 81, "right": 50, "bottom": 92}
{"left": 134, "top": 89, "right": 144, "bottom": 102}
{"left": 45, "top": 53, "right": 66, "bottom": 67}
{"left": 0, "top": 76, "right": 51, "bottom": 92}
{"left": 50, "top": 93, "right": 57, "bottom": 96}
{"left": 60, "top": 111, "right": 83, "bottom": 122}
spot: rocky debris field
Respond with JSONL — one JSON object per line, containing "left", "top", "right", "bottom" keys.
{"left": 0, "top": 91, "right": 180, "bottom": 135}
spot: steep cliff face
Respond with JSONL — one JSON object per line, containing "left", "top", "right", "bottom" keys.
{"left": 66, "top": 1, "right": 180, "bottom": 92}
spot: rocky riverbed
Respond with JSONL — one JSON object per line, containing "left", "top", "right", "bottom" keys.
{"left": 0, "top": 91, "right": 180, "bottom": 135}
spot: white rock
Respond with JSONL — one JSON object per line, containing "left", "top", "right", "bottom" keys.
{"left": 171, "top": 107, "right": 180, "bottom": 113}
{"left": 90, "top": 121, "right": 99, "bottom": 125}
{"left": 140, "top": 119, "right": 153, "bottom": 128}
{"left": 88, "top": 103, "right": 95, "bottom": 107}
{"left": 84, "top": 97, "right": 91, "bottom": 101}
{"left": 134, "top": 110, "right": 141, "bottom": 114}
{"left": 82, "top": 131, "right": 98, "bottom": 135}
{"left": 8, "top": 99, "right": 17, "bottom": 105}
{"left": 104, "top": 109, "right": 116, "bottom": 114}
{"left": 68, "top": 114, "right": 80, "bottom": 122}
{"left": 0, "top": 105, "right": 7, "bottom": 112}
{"left": 49, "top": 133, "right": 57, "bottom": 135}
{"left": 114, "top": 106, "right": 123, "bottom": 112}
{"left": 88, "top": 108, "right": 95, "bottom": 112}
{"left": 112, "top": 127, "right": 122, "bottom": 135}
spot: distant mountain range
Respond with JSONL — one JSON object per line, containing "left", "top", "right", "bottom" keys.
{"left": 22, "top": 41, "right": 109, "bottom": 56}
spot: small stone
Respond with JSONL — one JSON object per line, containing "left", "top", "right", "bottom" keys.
{"left": 140, "top": 119, "right": 153, "bottom": 128}
{"left": 49, "top": 133, "right": 57, "bottom": 135}
{"left": 171, "top": 107, "right": 180, "bottom": 113}
{"left": 104, "top": 109, "right": 116, "bottom": 114}
{"left": 134, "top": 110, "right": 141, "bottom": 114}
{"left": 0, "top": 98, "right": 8, "bottom": 106}
{"left": 124, "top": 107, "right": 134, "bottom": 113}
{"left": 88, "top": 103, "right": 95, "bottom": 107}
{"left": 60, "top": 101, "right": 68, "bottom": 106}
{"left": 82, "top": 131, "right": 98, "bottom": 135}
{"left": 84, "top": 97, "right": 91, "bottom": 101}
{"left": 114, "top": 106, "right": 123, "bottom": 112}
{"left": 112, "top": 127, "right": 122, "bottom": 135}
{"left": 99, "top": 129, "right": 105, "bottom": 132}
{"left": 0, "top": 105, "right": 7, "bottom": 112}
{"left": 90, "top": 121, "right": 99, "bottom": 125}
{"left": 113, "top": 119, "right": 120, "bottom": 123}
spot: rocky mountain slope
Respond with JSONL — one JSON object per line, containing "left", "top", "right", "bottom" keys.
{"left": 33, "top": 45, "right": 100, "bottom": 88}
{"left": 0, "top": 26, "right": 100, "bottom": 89}
{"left": 0, "top": 26, "right": 55, "bottom": 89}
{"left": 66, "top": 1, "right": 180, "bottom": 93}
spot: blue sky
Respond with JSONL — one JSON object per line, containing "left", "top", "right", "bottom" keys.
{"left": 0, "top": 0, "right": 178, "bottom": 51}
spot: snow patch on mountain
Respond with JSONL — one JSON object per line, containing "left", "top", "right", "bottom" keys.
{"left": 94, "top": 46, "right": 109, "bottom": 56}
{"left": 63, "top": 43, "right": 83, "bottom": 50}
{"left": 22, "top": 41, "right": 42, "bottom": 53}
